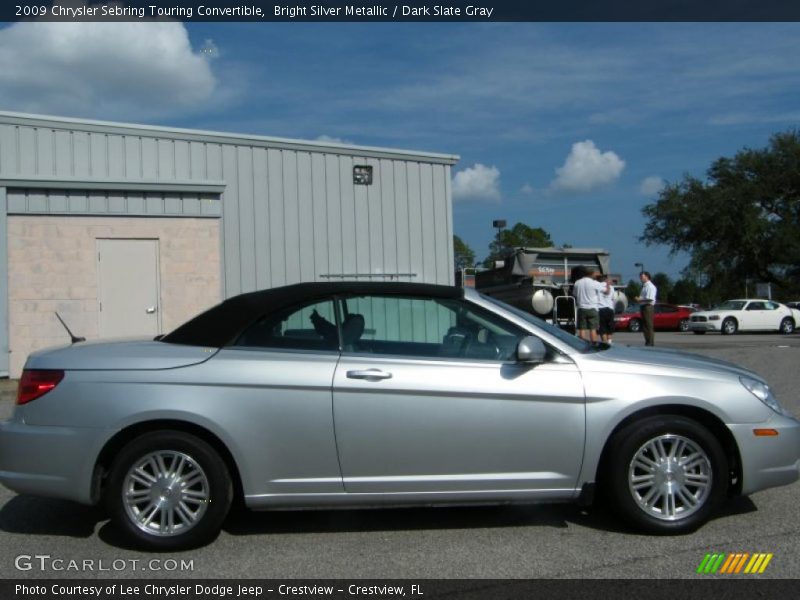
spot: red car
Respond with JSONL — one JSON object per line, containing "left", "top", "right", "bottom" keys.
{"left": 614, "top": 303, "right": 697, "bottom": 333}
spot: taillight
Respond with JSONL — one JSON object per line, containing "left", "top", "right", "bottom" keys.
{"left": 17, "top": 369, "right": 65, "bottom": 405}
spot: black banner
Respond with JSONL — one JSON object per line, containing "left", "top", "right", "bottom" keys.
{"left": 3, "top": 579, "right": 799, "bottom": 600}
{"left": 5, "top": 0, "right": 800, "bottom": 22}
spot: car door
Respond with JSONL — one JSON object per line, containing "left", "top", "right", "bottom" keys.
{"left": 743, "top": 301, "right": 768, "bottom": 330}
{"left": 652, "top": 304, "right": 667, "bottom": 329}
{"left": 655, "top": 304, "right": 679, "bottom": 329}
{"left": 202, "top": 297, "right": 343, "bottom": 497}
{"left": 331, "top": 294, "right": 586, "bottom": 496}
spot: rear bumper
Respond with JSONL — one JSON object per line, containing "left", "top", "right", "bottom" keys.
{"left": 0, "top": 419, "right": 108, "bottom": 505}
{"left": 729, "top": 414, "right": 800, "bottom": 495}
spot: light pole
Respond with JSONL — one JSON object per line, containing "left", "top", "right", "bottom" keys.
{"left": 634, "top": 262, "right": 644, "bottom": 277}
{"left": 492, "top": 219, "right": 507, "bottom": 266}
{"left": 492, "top": 219, "right": 506, "bottom": 240}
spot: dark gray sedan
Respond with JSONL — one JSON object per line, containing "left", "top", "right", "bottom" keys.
{"left": 1, "top": 282, "right": 798, "bottom": 550}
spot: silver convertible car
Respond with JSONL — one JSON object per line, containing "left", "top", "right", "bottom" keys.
{"left": 1, "top": 282, "right": 799, "bottom": 550}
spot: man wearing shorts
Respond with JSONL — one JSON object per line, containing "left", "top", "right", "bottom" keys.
{"left": 596, "top": 274, "right": 616, "bottom": 344}
{"left": 574, "top": 268, "right": 610, "bottom": 343}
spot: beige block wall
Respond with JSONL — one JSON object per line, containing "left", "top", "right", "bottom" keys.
{"left": 7, "top": 216, "right": 221, "bottom": 378}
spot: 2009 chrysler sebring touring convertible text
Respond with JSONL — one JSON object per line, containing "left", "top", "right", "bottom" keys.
{"left": 1, "top": 283, "right": 798, "bottom": 550}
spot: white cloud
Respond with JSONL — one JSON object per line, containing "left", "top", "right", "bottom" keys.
{"left": 550, "top": 140, "right": 625, "bottom": 193}
{"left": 520, "top": 183, "right": 534, "bottom": 195}
{"left": 315, "top": 135, "right": 353, "bottom": 145}
{"left": 452, "top": 163, "right": 501, "bottom": 202}
{"left": 639, "top": 176, "right": 665, "bottom": 196}
{"left": 0, "top": 17, "right": 218, "bottom": 120}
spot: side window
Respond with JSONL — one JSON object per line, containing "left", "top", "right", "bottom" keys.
{"left": 765, "top": 302, "right": 779, "bottom": 311}
{"left": 660, "top": 305, "right": 677, "bottom": 313}
{"left": 233, "top": 299, "right": 339, "bottom": 352}
{"left": 339, "top": 295, "right": 526, "bottom": 361}
{"left": 747, "top": 302, "right": 766, "bottom": 311}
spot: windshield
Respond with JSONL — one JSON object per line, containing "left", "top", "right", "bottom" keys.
{"left": 715, "top": 300, "right": 746, "bottom": 311}
{"left": 478, "top": 293, "right": 594, "bottom": 353}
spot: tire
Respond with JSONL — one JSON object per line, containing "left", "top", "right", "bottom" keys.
{"left": 721, "top": 318, "right": 737, "bottom": 335}
{"left": 779, "top": 317, "right": 794, "bottom": 335}
{"left": 106, "top": 430, "right": 233, "bottom": 550}
{"left": 629, "top": 319, "right": 642, "bottom": 333}
{"left": 678, "top": 319, "right": 690, "bottom": 332}
{"left": 692, "top": 330, "right": 706, "bottom": 335}
{"left": 603, "top": 415, "right": 728, "bottom": 534}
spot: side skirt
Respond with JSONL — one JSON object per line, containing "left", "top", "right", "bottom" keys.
{"left": 244, "top": 488, "right": 580, "bottom": 511}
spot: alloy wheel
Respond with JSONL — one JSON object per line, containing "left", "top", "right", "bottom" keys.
{"left": 627, "top": 434, "right": 712, "bottom": 521}
{"left": 780, "top": 318, "right": 794, "bottom": 334}
{"left": 122, "top": 450, "right": 210, "bottom": 537}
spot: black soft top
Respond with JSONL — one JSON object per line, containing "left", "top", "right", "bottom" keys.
{"left": 161, "top": 281, "right": 463, "bottom": 347}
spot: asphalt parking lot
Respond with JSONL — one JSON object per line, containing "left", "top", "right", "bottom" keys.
{"left": 1, "top": 331, "right": 798, "bottom": 580}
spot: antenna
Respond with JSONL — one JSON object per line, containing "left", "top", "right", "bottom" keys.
{"left": 54, "top": 312, "right": 86, "bottom": 344}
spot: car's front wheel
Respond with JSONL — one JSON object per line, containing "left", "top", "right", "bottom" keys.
{"left": 779, "top": 317, "right": 794, "bottom": 335}
{"left": 628, "top": 319, "right": 642, "bottom": 332}
{"left": 106, "top": 430, "right": 233, "bottom": 550}
{"left": 721, "top": 318, "right": 738, "bottom": 335}
{"left": 604, "top": 415, "right": 728, "bottom": 534}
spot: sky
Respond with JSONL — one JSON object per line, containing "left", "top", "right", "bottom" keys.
{"left": 2, "top": 19, "right": 799, "bottom": 283}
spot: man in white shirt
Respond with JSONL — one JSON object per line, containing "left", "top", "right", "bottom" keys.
{"left": 574, "top": 268, "right": 610, "bottom": 343}
{"left": 635, "top": 271, "right": 658, "bottom": 346}
{"left": 596, "top": 274, "right": 616, "bottom": 344}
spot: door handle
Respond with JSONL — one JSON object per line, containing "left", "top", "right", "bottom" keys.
{"left": 346, "top": 369, "right": 393, "bottom": 381}
{"left": 145, "top": 306, "right": 157, "bottom": 314}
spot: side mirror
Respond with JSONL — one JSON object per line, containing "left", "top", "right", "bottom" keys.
{"left": 516, "top": 336, "right": 547, "bottom": 364}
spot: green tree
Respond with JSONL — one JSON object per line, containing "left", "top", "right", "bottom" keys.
{"left": 670, "top": 278, "right": 700, "bottom": 305}
{"left": 651, "top": 272, "right": 673, "bottom": 304}
{"left": 453, "top": 235, "right": 476, "bottom": 270}
{"left": 483, "top": 222, "right": 554, "bottom": 267}
{"left": 641, "top": 130, "right": 800, "bottom": 298}
{"left": 624, "top": 279, "right": 641, "bottom": 303}
{"left": 670, "top": 277, "right": 723, "bottom": 309}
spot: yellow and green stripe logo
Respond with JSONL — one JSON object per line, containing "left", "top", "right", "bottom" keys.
{"left": 697, "top": 552, "right": 773, "bottom": 574}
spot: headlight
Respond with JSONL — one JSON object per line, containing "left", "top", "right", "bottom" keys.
{"left": 709, "top": 315, "right": 720, "bottom": 321}
{"left": 740, "top": 376, "right": 792, "bottom": 417}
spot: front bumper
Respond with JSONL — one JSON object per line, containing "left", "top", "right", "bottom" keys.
{"left": 689, "top": 321, "right": 722, "bottom": 332}
{"left": 0, "top": 419, "right": 109, "bottom": 505}
{"left": 729, "top": 413, "right": 800, "bottom": 495}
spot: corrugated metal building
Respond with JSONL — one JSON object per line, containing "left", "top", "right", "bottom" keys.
{"left": 0, "top": 111, "right": 458, "bottom": 377}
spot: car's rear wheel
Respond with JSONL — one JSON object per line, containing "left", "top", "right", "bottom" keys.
{"left": 604, "top": 415, "right": 728, "bottom": 534}
{"left": 779, "top": 317, "right": 794, "bottom": 335}
{"left": 106, "top": 430, "right": 233, "bottom": 550}
{"left": 629, "top": 319, "right": 642, "bottom": 332}
{"left": 721, "top": 318, "right": 738, "bottom": 335}
{"left": 678, "top": 319, "right": 690, "bottom": 332}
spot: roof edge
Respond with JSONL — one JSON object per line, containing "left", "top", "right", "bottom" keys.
{"left": 0, "top": 110, "right": 460, "bottom": 165}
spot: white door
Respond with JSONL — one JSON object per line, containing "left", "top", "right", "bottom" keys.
{"left": 743, "top": 301, "right": 770, "bottom": 330}
{"left": 97, "top": 239, "right": 161, "bottom": 338}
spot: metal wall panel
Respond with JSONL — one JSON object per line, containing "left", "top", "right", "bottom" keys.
{"left": 0, "top": 115, "right": 456, "bottom": 299}
{"left": 0, "top": 187, "right": 7, "bottom": 376}
{"left": 5, "top": 189, "right": 220, "bottom": 217}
